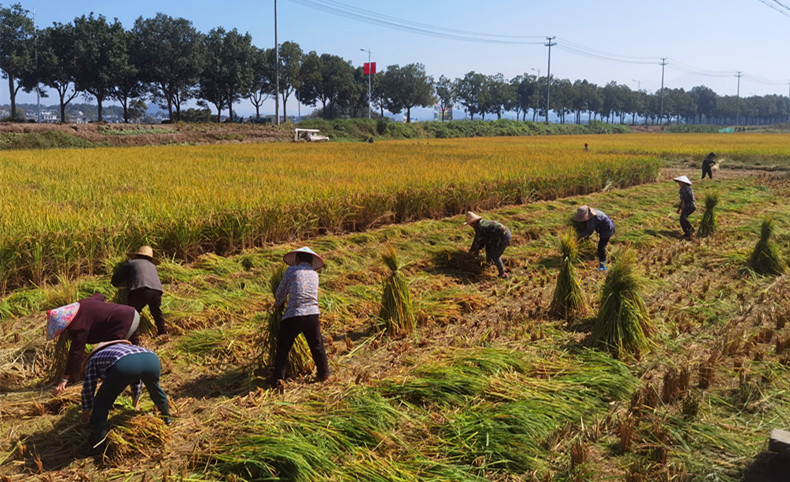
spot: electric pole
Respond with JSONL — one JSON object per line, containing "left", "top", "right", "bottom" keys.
{"left": 735, "top": 71, "right": 742, "bottom": 126}
{"left": 659, "top": 58, "right": 667, "bottom": 126}
{"left": 274, "top": 0, "right": 280, "bottom": 125}
{"left": 34, "top": 8, "right": 40, "bottom": 123}
{"left": 544, "top": 36, "right": 556, "bottom": 124}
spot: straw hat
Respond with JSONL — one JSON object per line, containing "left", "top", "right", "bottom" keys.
{"left": 464, "top": 211, "right": 482, "bottom": 225}
{"left": 82, "top": 340, "right": 132, "bottom": 372}
{"left": 46, "top": 302, "right": 80, "bottom": 340}
{"left": 673, "top": 175, "right": 692, "bottom": 185}
{"left": 134, "top": 245, "right": 160, "bottom": 264}
{"left": 283, "top": 246, "right": 324, "bottom": 269}
{"left": 573, "top": 205, "right": 597, "bottom": 222}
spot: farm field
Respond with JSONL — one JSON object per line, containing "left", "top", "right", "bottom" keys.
{"left": 1, "top": 141, "right": 790, "bottom": 480}
{"left": 0, "top": 135, "right": 663, "bottom": 292}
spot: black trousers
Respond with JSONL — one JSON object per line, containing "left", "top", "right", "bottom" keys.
{"left": 680, "top": 207, "right": 696, "bottom": 236}
{"left": 273, "top": 314, "right": 329, "bottom": 381}
{"left": 597, "top": 237, "right": 611, "bottom": 263}
{"left": 90, "top": 352, "right": 169, "bottom": 433}
{"left": 127, "top": 288, "right": 167, "bottom": 335}
{"left": 701, "top": 166, "right": 713, "bottom": 179}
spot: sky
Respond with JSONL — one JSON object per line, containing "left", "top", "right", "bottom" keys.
{"left": 4, "top": 0, "right": 790, "bottom": 119}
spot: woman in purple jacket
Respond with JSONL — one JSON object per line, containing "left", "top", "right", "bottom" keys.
{"left": 574, "top": 205, "right": 615, "bottom": 271}
{"left": 47, "top": 293, "right": 139, "bottom": 395}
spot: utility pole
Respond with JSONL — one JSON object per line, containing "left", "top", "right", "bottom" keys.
{"left": 735, "top": 71, "right": 742, "bottom": 126}
{"left": 544, "top": 36, "right": 556, "bottom": 124}
{"left": 34, "top": 8, "right": 40, "bottom": 123}
{"left": 360, "top": 48, "right": 371, "bottom": 119}
{"left": 659, "top": 58, "right": 667, "bottom": 126}
{"left": 274, "top": 0, "right": 280, "bottom": 125}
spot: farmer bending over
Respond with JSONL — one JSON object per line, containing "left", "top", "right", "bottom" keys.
{"left": 574, "top": 205, "right": 615, "bottom": 271}
{"left": 47, "top": 293, "right": 140, "bottom": 395}
{"left": 271, "top": 247, "right": 330, "bottom": 384}
{"left": 465, "top": 211, "right": 512, "bottom": 279}
{"left": 112, "top": 245, "right": 168, "bottom": 337}
{"left": 80, "top": 340, "right": 170, "bottom": 448}
{"left": 674, "top": 175, "right": 697, "bottom": 238}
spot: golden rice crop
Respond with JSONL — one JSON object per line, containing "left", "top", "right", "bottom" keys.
{"left": 0, "top": 135, "right": 679, "bottom": 291}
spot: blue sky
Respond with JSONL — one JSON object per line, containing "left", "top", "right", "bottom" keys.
{"left": 5, "top": 0, "right": 790, "bottom": 118}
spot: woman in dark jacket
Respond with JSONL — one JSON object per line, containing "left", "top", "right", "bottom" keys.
{"left": 112, "top": 245, "right": 167, "bottom": 336}
{"left": 465, "top": 211, "right": 512, "bottom": 279}
{"left": 674, "top": 175, "right": 697, "bottom": 238}
{"left": 574, "top": 205, "right": 615, "bottom": 271}
{"left": 47, "top": 293, "right": 139, "bottom": 395}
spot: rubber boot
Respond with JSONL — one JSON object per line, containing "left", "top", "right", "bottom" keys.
{"left": 598, "top": 262, "right": 607, "bottom": 271}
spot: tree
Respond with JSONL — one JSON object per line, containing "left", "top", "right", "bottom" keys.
{"left": 455, "top": 71, "right": 488, "bottom": 120}
{"left": 379, "top": 63, "right": 434, "bottom": 122}
{"left": 271, "top": 41, "right": 303, "bottom": 120}
{"left": 690, "top": 85, "right": 717, "bottom": 124}
{"left": 71, "top": 13, "right": 128, "bottom": 122}
{"left": 128, "top": 98, "right": 147, "bottom": 122}
{"left": 0, "top": 3, "right": 35, "bottom": 120}
{"left": 199, "top": 27, "right": 256, "bottom": 122}
{"left": 435, "top": 75, "right": 455, "bottom": 121}
{"left": 132, "top": 14, "right": 205, "bottom": 122}
{"left": 248, "top": 46, "right": 273, "bottom": 119}
{"left": 36, "top": 23, "right": 79, "bottom": 123}
{"left": 483, "top": 73, "right": 512, "bottom": 120}
{"left": 111, "top": 28, "right": 144, "bottom": 123}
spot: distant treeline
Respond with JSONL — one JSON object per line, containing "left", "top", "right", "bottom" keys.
{"left": 1, "top": 4, "right": 787, "bottom": 126}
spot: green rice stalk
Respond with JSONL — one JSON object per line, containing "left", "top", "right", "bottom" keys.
{"left": 380, "top": 247, "right": 415, "bottom": 336}
{"left": 264, "top": 265, "right": 313, "bottom": 376}
{"left": 697, "top": 192, "right": 719, "bottom": 238}
{"left": 747, "top": 216, "right": 787, "bottom": 276}
{"left": 592, "top": 249, "right": 653, "bottom": 357}
{"left": 549, "top": 230, "right": 588, "bottom": 320}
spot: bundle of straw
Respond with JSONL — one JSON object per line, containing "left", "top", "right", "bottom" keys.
{"left": 264, "top": 266, "right": 313, "bottom": 376}
{"left": 592, "top": 249, "right": 653, "bottom": 357}
{"left": 747, "top": 215, "right": 787, "bottom": 276}
{"left": 104, "top": 415, "right": 170, "bottom": 467}
{"left": 380, "top": 247, "right": 415, "bottom": 336}
{"left": 549, "top": 230, "right": 587, "bottom": 320}
{"left": 697, "top": 192, "right": 719, "bottom": 238}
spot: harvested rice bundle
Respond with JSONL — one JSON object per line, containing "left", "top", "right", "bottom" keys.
{"left": 104, "top": 415, "right": 170, "bottom": 467}
{"left": 747, "top": 215, "right": 786, "bottom": 276}
{"left": 264, "top": 266, "right": 313, "bottom": 376}
{"left": 380, "top": 247, "right": 415, "bottom": 336}
{"left": 697, "top": 192, "right": 719, "bottom": 238}
{"left": 549, "top": 229, "right": 587, "bottom": 320}
{"left": 592, "top": 249, "right": 653, "bottom": 357}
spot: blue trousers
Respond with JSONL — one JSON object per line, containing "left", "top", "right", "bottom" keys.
{"left": 90, "top": 352, "right": 170, "bottom": 433}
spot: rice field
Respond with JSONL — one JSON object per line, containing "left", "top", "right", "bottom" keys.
{"left": 0, "top": 135, "right": 664, "bottom": 291}
{"left": 2, "top": 133, "right": 790, "bottom": 480}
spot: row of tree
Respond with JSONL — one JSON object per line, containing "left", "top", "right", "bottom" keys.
{"left": 1, "top": 3, "right": 788, "bottom": 125}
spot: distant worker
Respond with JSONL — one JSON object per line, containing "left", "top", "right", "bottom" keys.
{"left": 573, "top": 205, "right": 615, "bottom": 271}
{"left": 674, "top": 175, "right": 697, "bottom": 238}
{"left": 111, "top": 246, "right": 167, "bottom": 337}
{"left": 80, "top": 340, "right": 171, "bottom": 448}
{"left": 465, "top": 211, "right": 512, "bottom": 279}
{"left": 584, "top": 143, "right": 589, "bottom": 151}
{"left": 271, "top": 247, "right": 330, "bottom": 384}
{"left": 701, "top": 152, "right": 716, "bottom": 179}
{"left": 47, "top": 294, "right": 140, "bottom": 395}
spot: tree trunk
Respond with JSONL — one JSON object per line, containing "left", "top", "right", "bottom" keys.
{"left": 406, "top": 107, "right": 411, "bottom": 123}
{"left": 8, "top": 76, "right": 18, "bottom": 119}
{"left": 96, "top": 94, "right": 104, "bottom": 122}
{"left": 281, "top": 92, "right": 287, "bottom": 120}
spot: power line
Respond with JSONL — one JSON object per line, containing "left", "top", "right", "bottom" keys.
{"left": 287, "top": 0, "right": 546, "bottom": 45}
{"left": 756, "top": 0, "right": 790, "bottom": 18}
{"left": 287, "top": 0, "right": 790, "bottom": 89}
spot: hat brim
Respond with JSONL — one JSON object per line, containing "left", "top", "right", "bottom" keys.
{"left": 284, "top": 250, "right": 324, "bottom": 269}
{"left": 135, "top": 254, "right": 160, "bottom": 265}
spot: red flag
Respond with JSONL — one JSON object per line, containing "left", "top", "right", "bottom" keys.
{"left": 364, "top": 62, "right": 376, "bottom": 75}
